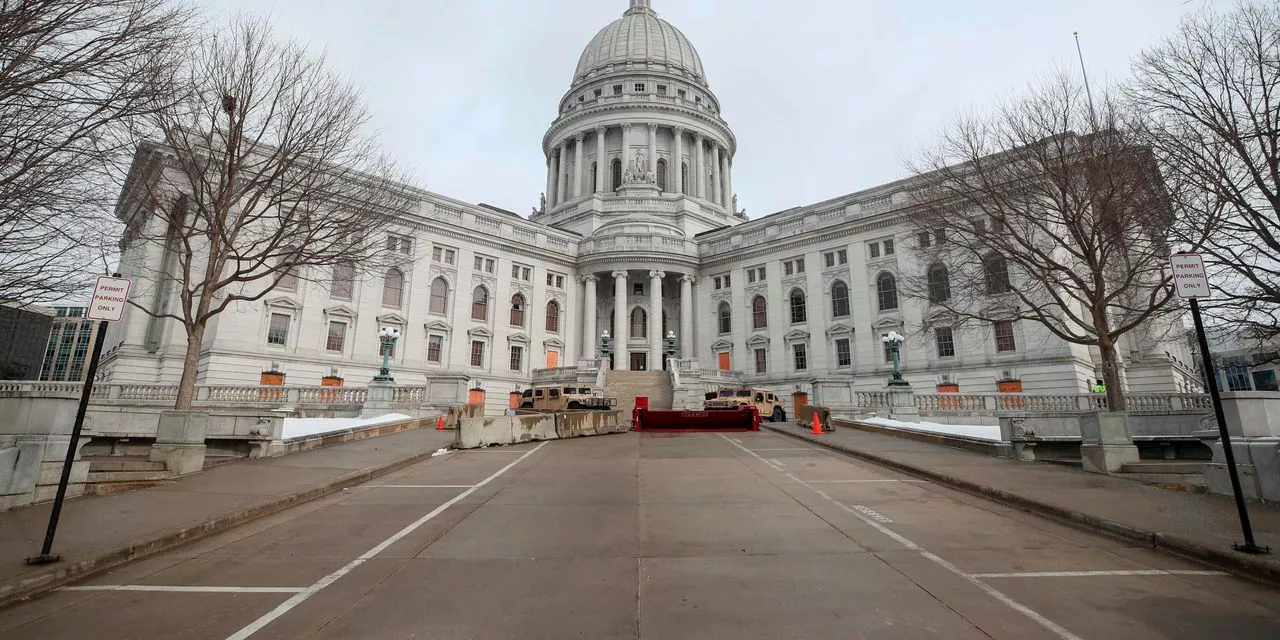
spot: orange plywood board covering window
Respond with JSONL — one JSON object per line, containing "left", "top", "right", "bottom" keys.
{"left": 717, "top": 352, "right": 731, "bottom": 371}
{"left": 997, "top": 380, "right": 1023, "bottom": 393}
{"left": 468, "top": 389, "right": 486, "bottom": 405}
{"left": 546, "top": 351, "right": 559, "bottom": 368}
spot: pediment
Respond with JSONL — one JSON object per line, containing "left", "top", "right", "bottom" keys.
{"left": 710, "top": 338, "right": 734, "bottom": 351}
{"left": 507, "top": 332, "right": 530, "bottom": 344}
{"left": 324, "top": 304, "right": 356, "bottom": 318}
{"left": 925, "top": 309, "right": 958, "bottom": 327}
{"left": 783, "top": 329, "right": 810, "bottom": 342}
{"left": 468, "top": 327, "right": 493, "bottom": 339}
{"left": 424, "top": 319, "right": 452, "bottom": 332}
{"left": 871, "top": 316, "right": 904, "bottom": 330}
{"left": 543, "top": 337, "right": 565, "bottom": 348}
{"left": 980, "top": 303, "right": 1019, "bottom": 321}
{"left": 745, "top": 333, "right": 771, "bottom": 346}
{"left": 263, "top": 296, "right": 301, "bottom": 311}
{"left": 826, "top": 322, "right": 854, "bottom": 336}
{"left": 377, "top": 312, "right": 407, "bottom": 325}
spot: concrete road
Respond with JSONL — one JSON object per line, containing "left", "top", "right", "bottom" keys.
{"left": 2, "top": 430, "right": 1279, "bottom": 639}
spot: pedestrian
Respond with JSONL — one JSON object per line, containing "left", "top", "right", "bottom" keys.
{"left": 1091, "top": 379, "right": 1106, "bottom": 394}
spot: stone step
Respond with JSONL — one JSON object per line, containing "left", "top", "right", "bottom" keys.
{"left": 85, "top": 479, "right": 172, "bottom": 496}
{"left": 1121, "top": 461, "right": 1207, "bottom": 475}
{"left": 86, "top": 469, "right": 172, "bottom": 483}
{"left": 1119, "top": 472, "right": 1207, "bottom": 493}
{"left": 85, "top": 458, "right": 167, "bottom": 473}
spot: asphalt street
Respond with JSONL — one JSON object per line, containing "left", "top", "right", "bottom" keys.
{"left": 1, "top": 429, "right": 1278, "bottom": 639}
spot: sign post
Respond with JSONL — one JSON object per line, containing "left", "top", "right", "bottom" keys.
{"left": 26, "top": 274, "right": 131, "bottom": 565}
{"left": 1171, "top": 253, "right": 1267, "bottom": 554}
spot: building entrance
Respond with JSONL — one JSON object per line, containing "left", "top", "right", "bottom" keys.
{"left": 630, "top": 352, "right": 648, "bottom": 371}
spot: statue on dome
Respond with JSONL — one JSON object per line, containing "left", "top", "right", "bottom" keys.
{"left": 539, "top": 192, "right": 546, "bottom": 212}
{"left": 622, "top": 149, "right": 655, "bottom": 185}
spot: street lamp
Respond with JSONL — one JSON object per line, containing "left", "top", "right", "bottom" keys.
{"left": 373, "top": 327, "right": 401, "bottom": 383}
{"left": 665, "top": 331, "right": 677, "bottom": 359}
{"left": 881, "top": 331, "right": 906, "bottom": 386}
{"left": 599, "top": 329, "right": 612, "bottom": 360}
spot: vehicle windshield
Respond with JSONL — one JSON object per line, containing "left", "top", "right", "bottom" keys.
{"left": 735, "top": 390, "right": 752, "bottom": 397}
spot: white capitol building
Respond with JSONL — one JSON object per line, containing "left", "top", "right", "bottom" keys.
{"left": 100, "top": 0, "right": 1199, "bottom": 412}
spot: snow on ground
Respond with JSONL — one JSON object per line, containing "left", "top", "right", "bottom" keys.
{"left": 860, "top": 417, "right": 1001, "bottom": 442}
{"left": 281, "top": 413, "right": 413, "bottom": 440}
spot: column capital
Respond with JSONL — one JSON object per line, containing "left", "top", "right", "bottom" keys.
{"left": 559, "top": 139, "right": 570, "bottom": 149}
{"left": 680, "top": 274, "right": 696, "bottom": 284}
{"left": 595, "top": 125, "right": 607, "bottom": 136}
{"left": 574, "top": 131, "right": 585, "bottom": 142}
{"left": 693, "top": 132, "right": 704, "bottom": 142}
{"left": 581, "top": 274, "right": 599, "bottom": 284}
{"left": 647, "top": 122, "right": 658, "bottom": 132}
{"left": 611, "top": 270, "right": 628, "bottom": 280}
{"left": 673, "top": 126, "right": 685, "bottom": 136}
{"left": 621, "top": 123, "right": 633, "bottom": 132}
{"left": 648, "top": 270, "right": 666, "bottom": 280}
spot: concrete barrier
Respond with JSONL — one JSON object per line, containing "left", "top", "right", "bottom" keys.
{"left": 456, "top": 411, "right": 627, "bottom": 449}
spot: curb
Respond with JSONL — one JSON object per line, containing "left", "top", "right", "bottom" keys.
{"left": 0, "top": 443, "right": 446, "bottom": 610}
{"left": 764, "top": 424, "right": 1280, "bottom": 587}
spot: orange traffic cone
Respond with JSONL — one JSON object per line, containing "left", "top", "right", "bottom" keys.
{"left": 812, "top": 412, "right": 823, "bottom": 435}
{"left": 436, "top": 415, "right": 445, "bottom": 431}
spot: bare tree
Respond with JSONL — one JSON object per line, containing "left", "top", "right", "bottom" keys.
{"left": 0, "top": 0, "right": 189, "bottom": 305}
{"left": 121, "top": 16, "right": 414, "bottom": 409}
{"left": 1128, "top": 1, "right": 1280, "bottom": 348}
{"left": 904, "top": 73, "right": 1191, "bottom": 410}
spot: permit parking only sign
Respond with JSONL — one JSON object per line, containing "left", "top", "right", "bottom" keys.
{"left": 87, "top": 275, "right": 132, "bottom": 322}
{"left": 1170, "top": 253, "right": 1211, "bottom": 299}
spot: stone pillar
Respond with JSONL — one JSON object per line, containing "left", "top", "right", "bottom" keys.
{"left": 612, "top": 270, "right": 628, "bottom": 371}
{"left": 622, "top": 123, "right": 632, "bottom": 169}
{"left": 722, "top": 153, "right": 733, "bottom": 209}
{"left": 694, "top": 134, "right": 705, "bottom": 199}
{"left": 595, "top": 126, "right": 607, "bottom": 193}
{"left": 582, "top": 274, "right": 597, "bottom": 358}
{"left": 647, "top": 123, "right": 658, "bottom": 179}
{"left": 680, "top": 274, "right": 694, "bottom": 358}
{"left": 573, "top": 133, "right": 585, "bottom": 198}
{"left": 557, "top": 140, "right": 569, "bottom": 205}
{"left": 673, "top": 127, "right": 685, "bottom": 195}
{"left": 150, "top": 410, "right": 208, "bottom": 475}
{"left": 711, "top": 143, "right": 722, "bottom": 206}
{"left": 1079, "top": 412, "right": 1140, "bottom": 474}
{"left": 649, "top": 270, "right": 664, "bottom": 368}
{"left": 546, "top": 152, "right": 557, "bottom": 206}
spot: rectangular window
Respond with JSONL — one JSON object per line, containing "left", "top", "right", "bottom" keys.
{"left": 523, "top": 267, "right": 531, "bottom": 281}
{"left": 883, "top": 239, "right": 895, "bottom": 255}
{"left": 784, "top": 262, "right": 793, "bottom": 276}
{"left": 387, "top": 235, "right": 412, "bottom": 254}
{"left": 974, "top": 218, "right": 987, "bottom": 233}
{"left": 747, "top": 269, "right": 756, "bottom": 284}
{"left": 796, "top": 258, "right": 805, "bottom": 273}
{"left": 509, "top": 345, "right": 524, "bottom": 372}
{"left": 633, "top": 283, "right": 644, "bottom": 296}
{"left": 512, "top": 265, "right": 521, "bottom": 279}
{"left": 330, "top": 263, "right": 354, "bottom": 300}
{"left": 277, "top": 265, "right": 298, "bottom": 292}
{"left": 427, "top": 335, "right": 443, "bottom": 363}
{"left": 754, "top": 268, "right": 763, "bottom": 281}
{"left": 678, "top": 89, "right": 687, "bottom": 99}
{"left": 725, "top": 274, "right": 732, "bottom": 287}
{"left": 267, "top": 313, "right": 289, "bottom": 346}
{"left": 714, "top": 276, "right": 723, "bottom": 290}
{"left": 935, "top": 327, "right": 955, "bottom": 358}
{"left": 547, "top": 272, "right": 565, "bottom": 289}
{"left": 613, "top": 85, "right": 623, "bottom": 96}
{"left": 994, "top": 321, "right": 1016, "bottom": 352}
{"left": 754, "top": 348, "right": 767, "bottom": 374}
{"left": 657, "top": 85, "right": 667, "bottom": 95}
{"left": 432, "top": 246, "right": 455, "bottom": 265}
{"left": 918, "top": 231, "right": 932, "bottom": 248}
{"left": 935, "top": 229, "right": 946, "bottom": 245}
{"left": 869, "top": 242, "right": 880, "bottom": 258}
{"left": 325, "top": 321, "right": 347, "bottom": 353}
{"left": 793, "top": 344, "right": 808, "bottom": 371}
{"left": 594, "top": 88, "right": 602, "bottom": 97}
{"left": 470, "top": 340, "right": 485, "bottom": 367}
{"left": 824, "top": 253, "right": 835, "bottom": 268}
{"left": 634, "top": 83, "right": 646, "bottom": 92}
{"left": 836, "top": 338, "right": 852, "bottom": 367}
{"left": 838, "top": 249, "right": 847, "bottom": 264}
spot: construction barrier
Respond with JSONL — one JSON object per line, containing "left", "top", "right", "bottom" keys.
{"left": 796, "top": 404, "right": 833, "bottom": 432}
{"left": 633, "top": 406, "right": 760, "bottom": 432}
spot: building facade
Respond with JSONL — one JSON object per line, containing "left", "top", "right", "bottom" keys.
{"left": 98, "top": 0, "right": 1198, "bottom": 412}
{"left": 0, "top": 303, "right": 53, "bottom": 381}
{"left": 39, "top": 306, "right": 97, "bottom": 382}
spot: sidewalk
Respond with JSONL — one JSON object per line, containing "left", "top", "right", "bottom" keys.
{"left": 768, "top": 421, "right": 1280, "bottom": 585}
{"left": 0, "top": 426, "right": 454, "bottom": 607}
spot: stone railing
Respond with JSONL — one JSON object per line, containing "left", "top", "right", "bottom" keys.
{"left": 904, "top": 393, "right": 1213, "bottom": 415}
{"left": 1, "top": 382, "right": 377, "bottom": 409}
{"left": 855, "top": 391, "right": 892, "bottom": 409}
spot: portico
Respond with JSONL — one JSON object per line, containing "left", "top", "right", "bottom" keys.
{"left": 580, "top": 269, "right": 696, "bottom": 371}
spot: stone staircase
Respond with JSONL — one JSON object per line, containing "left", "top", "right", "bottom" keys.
{"left": 1118, "top": 461, "right": 1207, "bottom": 493}
{"left": 604, "top": 371, "right": 673, "bottom": 412}
{"left": 83, "top": 456, "right": 173, "bottom": 495}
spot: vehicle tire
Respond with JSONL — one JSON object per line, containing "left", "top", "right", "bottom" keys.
{"left": 567, "top": 401, "right": 582, "bottom": 410}
{"left": 771, "top": 407, "right": 785, "bottom": 422}
{"left": 520, "top": 402, "right": 533, "bottom": 409}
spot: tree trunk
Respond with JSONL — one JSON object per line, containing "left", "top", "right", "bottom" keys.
{"left": 173, "top": 322, "right": 206, "bottom": 410}
{"left": 1098, "top": 341, "right": 1126, "bottom": 412}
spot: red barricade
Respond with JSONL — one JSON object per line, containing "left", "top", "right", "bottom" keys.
{"left": 633, "top": 406, "right": 760, "bottom": 432}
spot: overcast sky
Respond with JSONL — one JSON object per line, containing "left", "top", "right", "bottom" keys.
{"left": 200, "top": 0, "right": 1228, "bottom": 219}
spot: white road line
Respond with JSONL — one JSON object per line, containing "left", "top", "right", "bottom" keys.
{"left": 63, "top": 585, "right": 304, "bottom": 594}
{"left": 462, "top": 449, "right": 531, "bottom": 453}
{"left": 767, "top": 458, "right": 786, "bottom": 468}
{"left": 802, "top": 479, "right": 928, "bottom": 484}
{"left": 971, "top": 570, "right": 1229, "bottom": 579}
{"left": 749, "top": 448, "right": 815, "bottom": 452}
{"left": 226, "top": 441, "right": 549, "bottom": 640}
{"left": 377, "top": 484, "right": 476, "bottom": 489}
{"left": 719, "top": 434, "right": 1085, "bottom": 640}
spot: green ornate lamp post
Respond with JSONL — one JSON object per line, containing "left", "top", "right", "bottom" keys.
{"left": 372, "top": 327, "right": 401, "bottom": 383}
{"left": 881, "top": 331, "right": 907, "bottom": 386}
{"left": 665, "top": 331, "right": 677, "bottom": 359}
{"left": 599, "top": 329, "right": 612, "bottom": 361}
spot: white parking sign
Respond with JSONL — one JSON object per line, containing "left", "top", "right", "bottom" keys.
{"left": 1170, "top": 253, "right": 1211, "bottom": 299}
{"left": 87, "top": 275, "right": 132, "bottom": 321}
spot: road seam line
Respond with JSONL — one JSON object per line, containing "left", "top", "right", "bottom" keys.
{"left": 62, "top": 585, "right": 304, "bottom": 593}
{"left": 802, "top": 479, "right": 928, "bottom": 484}
{"left": 719, "top": 434, "right": 1084, "bottom": 640}
{"left": 970, "top": 569, "right": 1230, "bottom": 578}
{"left": 376, "top": 484, "right": 476, "bottom": 488}
{"left": 225, "top": 441, "right": 549, "bottom": 640}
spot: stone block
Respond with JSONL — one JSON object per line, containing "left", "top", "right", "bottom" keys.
{"left": 150, "top": 443, "right": 207, "bottom": 476}
{"left": 1080, "top": 411, "right": 1133, "bottom": 445}
{"left": 1205, "top": 437, "right": 1280, "bottom": 502}
{"left": 155, "top": 411, "right": 208, "bottom": 445}
{"left": 1081, "top": 444, "right": 1141, "bottom": 474}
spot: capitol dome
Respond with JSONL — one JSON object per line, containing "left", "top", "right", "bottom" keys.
{"left": 572, "top": 1, "right": 707, "bottom": 88}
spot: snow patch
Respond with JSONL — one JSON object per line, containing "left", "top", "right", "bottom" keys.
{"left": 431, "top": 448, "right": 452, "bottom": 457}
{"left": 860, "top": 417, "right": 1001, "bottom": 442}
{"left": 281, "top": 413, "right": 413, "bottom": 440}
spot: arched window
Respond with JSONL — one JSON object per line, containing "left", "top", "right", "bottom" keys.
{"left": 877, "top": 273, "right": 899, "bottom": 312}
{"left": 471, "top": 286, "right": 489, "bottom": 321}
{"left": 630, "top": 307, "right": 647, "bottom": 337}
{"left": 681, "top": 163, "right": 690, "bottom": 195}
{"left": 429, "top": 278, "right": 449, "bottom": 314}
{"left": 751, "top": 296, "right": 768, "bottom": 330}
{"left": 790, "top": 289, "right": 807, "bottom": 324}
{"left": 381, "top": 268, "right": 404, "bottom": 308}
{"left": 984, "top": 253, "right": 1010, "bottom": 294}
{"left": 927, "top": 264, "right": 951, "bottom": 303}
{"left": 657, "top": 159, "right": 668, "bottom": 192}
{"left": 611, "top": 158, "right": 622, "bottom": 191}
{"left": 590, "top": 161, "right": 598, "bottom": 193}
{"left": 831, "top": 281, "right": 850, "bottom": 318}
{"left": 510, "top": 294, "right": 525, "bottom": 327}
{"left": 546, "top": 300, "right": 561, "bottom": 332}
{"left": 717, "top": 302, "right": 731, "bottom": 334}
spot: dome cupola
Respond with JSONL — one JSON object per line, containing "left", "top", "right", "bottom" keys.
{"left": 572, "top": 0, "right": 707, "bottom": 89}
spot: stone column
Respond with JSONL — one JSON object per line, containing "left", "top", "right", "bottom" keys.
{"left": 582, "top": 274, "right": 597, "bottom": 358}
{"left": 673, "top": 127, "right": 685, "bottom": 195}
{"left": 694, "top": 134, "right": 705, "bottom": 199}
{"left": 711, "top": 143, "right": 722, "bottom": 206}
{"left": 722, "top": 154, "right": 733, "bottom": 209}
{"left": 649, "top": 270, "right": 664, "bottom": 369}
{"left": 612, "top": 270, "right": 628, "bottom": 371}
{"left": 595, "top": 126, "right": 607, "bottom": 193}
{"left": 647, "top": 123, "right": 658, "bottom": 181}
{"left": 621, "top": 124, "right": 632, "bottom": 169}
{"left": 557, "top": 140, "right": 569, "bottom": 205}
{"left": 546, "top": 152, "right": 557, "bottom": 206}
{"left": 573, "top": 133, "right": 585, "bottom": 198}
{"left": 679, "top": 275, "right": 694, "bottom": 358}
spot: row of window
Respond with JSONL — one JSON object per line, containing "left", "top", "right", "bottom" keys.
{"left": 717, "top": 282, "right": 853, "bottom": 333}
{"left": 738, "top": 322, "right": 1019, "bottom": 375}
{"left": 429, "top": 246, "right": 566, "bottom": 289}
{"left": 573, "top": 82, "right": 705, "bottom": 106}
